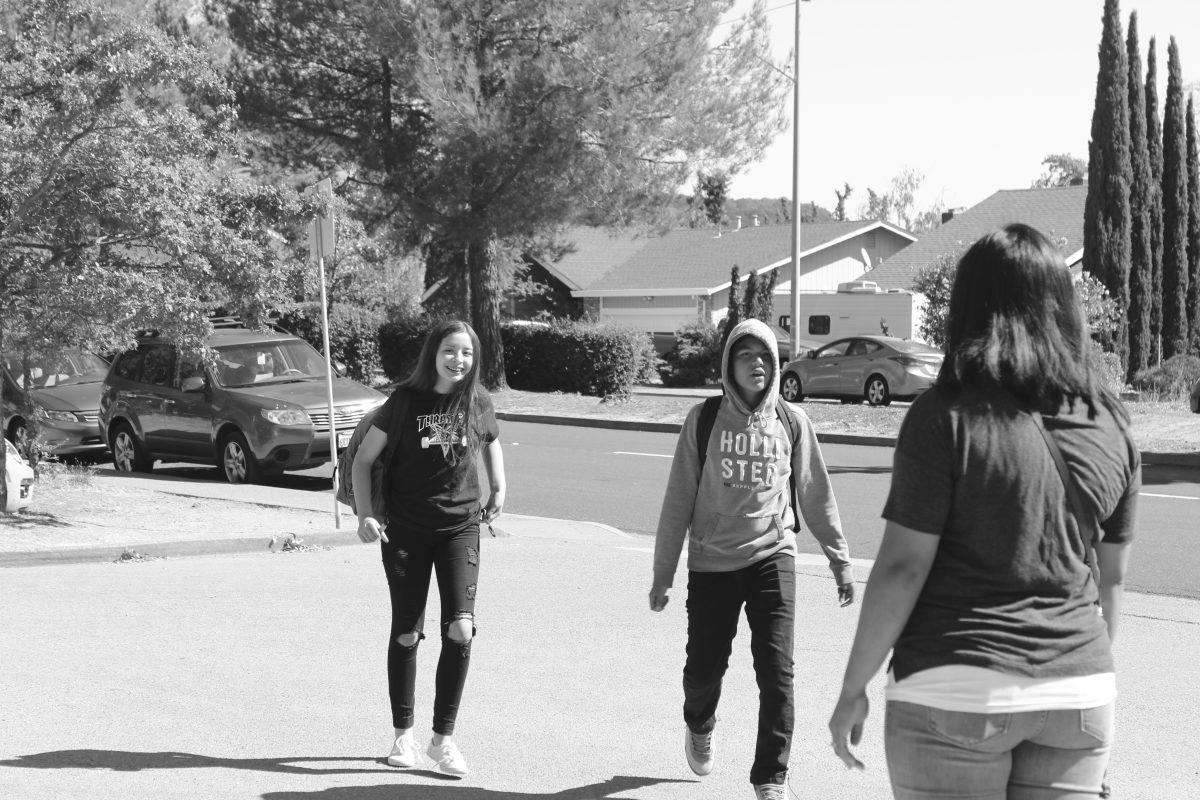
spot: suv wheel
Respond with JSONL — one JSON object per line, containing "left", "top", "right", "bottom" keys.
{"left": 111, "top": 423, "right": 153, "bottom": 472}
{"left": 220, "top": 431, "right": 261, "bottom": 484}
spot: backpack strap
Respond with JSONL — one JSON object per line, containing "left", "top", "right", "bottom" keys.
{"left": 776, "top": 398, "right": 802, "bottom": 533}
{"left": 695, "top": 395, "right": 723, "bottom": 471}
{"left": 379, "top": 387, "right": 410, "bottom": 483}
{"left": 1031, "top": 412, "right": 1102, "bottom": 592}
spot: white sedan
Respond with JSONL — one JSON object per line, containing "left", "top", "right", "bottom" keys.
{"left": 4, "top": 438, "right": 34, "bottom": 513}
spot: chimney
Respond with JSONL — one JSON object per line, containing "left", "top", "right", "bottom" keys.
{"left": 752, "top": 214, "right": 760, "bottom": 227}
{"left": 735, "top": 216, "right": 742, "bottom": 231}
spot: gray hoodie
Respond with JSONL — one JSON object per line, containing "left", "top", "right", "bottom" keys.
{"left": 652, "top": 318, "right": 854, "bottom": 588}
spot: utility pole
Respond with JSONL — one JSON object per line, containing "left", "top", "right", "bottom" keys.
{"left": 789, "top": 1, "right": 808, "bottom": 346}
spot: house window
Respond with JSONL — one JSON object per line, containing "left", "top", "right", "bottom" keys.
{"left": 808, "top": 315, "right": 831, "bottom": 336}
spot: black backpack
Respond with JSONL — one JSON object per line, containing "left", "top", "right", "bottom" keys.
{"left": 695, "top": 394, "right": 803, "bottom": 532}
{"left": 336, "top": 389, "right": 409, "bottom": 521}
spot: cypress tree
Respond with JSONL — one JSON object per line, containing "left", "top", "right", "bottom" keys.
{"left": 1189, "top": 95, "right": 1200, "bottom": 353}
{"left": 757, "top": 268, "right": 779, "bottom": 326}
{"left": 1126, "top": 12, "right": 1152, "bottom": 378}
{"left": 742, "top": 270, "right": 760, "bottom": 321}
{"left": 1146, "top": 37, "right": 1165, "bottom": 365}
{"left": 1083, "top": 0, "right": 1132, "bottom": 371}
{"left": 1161, "top": 37, "right": 1190, "bottom": 358}
{"left": 722, "top": 264, "right": 743, "bottom": 351}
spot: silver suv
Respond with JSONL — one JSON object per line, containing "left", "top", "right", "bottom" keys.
{"left": 99, "top": 325, "right": 385, "bottom": 483}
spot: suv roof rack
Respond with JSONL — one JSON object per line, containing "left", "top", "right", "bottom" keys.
{"left": 209, "top": 316, "right": 250, "bottom": 329}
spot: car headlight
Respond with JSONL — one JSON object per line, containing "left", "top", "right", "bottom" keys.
{"left": 35, "top": 407, "right": 80, "bottom": 422}
{"left": 260, "top": 408, "right": 312, "bottom": 426}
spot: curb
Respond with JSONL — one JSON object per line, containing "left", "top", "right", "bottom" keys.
{"left": 497, "top": 412, "right": 1199, "bottom": 467}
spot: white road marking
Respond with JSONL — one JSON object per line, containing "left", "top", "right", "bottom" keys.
{"left": 613, "top": 451, "right": 673, "bottom": 458}
{"left": 1140, "top": 492, "right": 1199, "bottom": 501}
{"left": 618, "top": 546, "right": 654, "bottom": 553}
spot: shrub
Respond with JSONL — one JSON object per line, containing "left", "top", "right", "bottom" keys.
{"left": 1088, "top": 343, "right": 1126, "bottom": 393}
{"left": 277, "top": 304, "right": 386, "bottom": 385}
{"left": 503, "top": 320, "right": 654, "bottom": 398}
{"left": 658, "top": 322, "right": 721, "bottom": 387}
{"left": 378, "top": 313, "right": 442, "bottom": 383}
{"left": 1131, "top": 354, "right": 1200, "bottom": 400}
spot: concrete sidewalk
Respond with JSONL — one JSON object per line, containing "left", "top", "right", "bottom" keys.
{"left": 2, "top": 522, "right": 1197, "bottom": 800}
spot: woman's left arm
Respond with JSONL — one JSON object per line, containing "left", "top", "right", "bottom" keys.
{"left": 829, "top": 521, "right": 939, "bottom": 770}
{"left": 1096, "top": 541, "right": 1131, "bottom": 642}
{"left": 481, "top": 438, "right": 506, "bottom": 522}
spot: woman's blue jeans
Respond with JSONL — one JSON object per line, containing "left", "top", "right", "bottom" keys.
{"left": 683, "top": 551, "right": 796, "bottom": 786}
{"left": 885, "top": 699, "right": 1114, "bottom": 799}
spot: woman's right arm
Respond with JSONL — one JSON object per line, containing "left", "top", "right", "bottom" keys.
{"left": 352, "top": 427, "right": 388, "bottom": 544}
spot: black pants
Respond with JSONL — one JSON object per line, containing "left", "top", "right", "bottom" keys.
{"left": 381, "top": 522, "right": 480, "bottom": 736}
{"left": 683, "top": 551, "right": 796, "bottom": 786}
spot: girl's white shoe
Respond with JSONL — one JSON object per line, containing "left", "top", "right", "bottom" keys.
{"left": 386, "top": 734, "right": 419, "bottom": 768}
{"left": 426, "top": 738, "right": 469, "bottom": 777}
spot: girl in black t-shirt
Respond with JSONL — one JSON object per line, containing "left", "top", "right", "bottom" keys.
{"left": 351, "top": 320, "right": 505, "bottom": 778}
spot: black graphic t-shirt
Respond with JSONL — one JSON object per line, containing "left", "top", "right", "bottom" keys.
{"left": 372, "top": 388, "right": 499, "bottom": 533}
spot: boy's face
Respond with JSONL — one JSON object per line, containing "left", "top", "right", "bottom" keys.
{"left": 730, "top": 336, "right": 773, "bottom": 402}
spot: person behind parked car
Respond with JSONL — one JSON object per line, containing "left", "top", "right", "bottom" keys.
{"left": 649, "top": 318, "right": 856, "bottom": 800}
{"left": 828, "top": 223, "right": 1140, "bottom": 799}
{"left": 351, "top": 319, "right": 506, "bottom": 779}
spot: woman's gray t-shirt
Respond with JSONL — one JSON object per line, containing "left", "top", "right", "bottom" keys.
{"left": 882, "top": 388, "right": 1140, "bottom": 682}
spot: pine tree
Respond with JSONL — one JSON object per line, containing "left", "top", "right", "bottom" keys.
{"left": 721, "top": 264, "right": 742, "bottom": 351}
{"left": 742, "top": 271, "right": 760, "bottom": 321}
{"left": 756, "top": 269, "right": 779, "bottom": 326}
{"left": 1161, "top": 37, "right": 1190, "bottom": 358}
{"left": 1126, "top": 12, "right": 1153, "bottom": 378}
{"left": 1189, "top": 95, "right": 1200, "bottom": 353}
{"left": 1146, "top": 37, "right": 1165, "bottom": 365}
{"left": 1083, "top": 0, "right": 1132, "bottom": 371}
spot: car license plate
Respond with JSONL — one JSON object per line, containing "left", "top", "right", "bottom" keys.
{"left": 337, "top": 431, "right": 351, "bottom": 449}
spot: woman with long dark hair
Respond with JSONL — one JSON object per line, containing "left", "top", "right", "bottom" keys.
{"left": 352, "top": 319, "right": 506, "bottom": 778}
{"left": 828, "top": 224, "right": 1138, "bottom": 798}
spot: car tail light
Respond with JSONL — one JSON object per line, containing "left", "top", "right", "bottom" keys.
{"left": 890, "top": 355, "right": 942, "bottom": 370}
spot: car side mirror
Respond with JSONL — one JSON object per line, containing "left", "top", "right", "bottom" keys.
{"left": 807, "top": 351, "right": 817, "bottom": 359}
{"left": 181, "top": 376, "right": 206, "bottom": 393}
{"left": 332, "top": 361, "right": 348, "bottom": 378}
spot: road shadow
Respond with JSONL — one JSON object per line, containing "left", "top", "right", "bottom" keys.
{"left": 1, "top": 509, "right": 71, "bottom": 529}
{"left": 261, "top": 775, "right": 693, "bottom": 800}
{"left": 826, "top": 465, "right": 892, "bottom": 475}
{"left": 1141, "top": 462, "right": 1200, "bottom": 487}
{"left": 95, "top": 464, "right": 332, "bottom": 492}
{"left": 0, "top": 750, "right": 394, "bottom": 776}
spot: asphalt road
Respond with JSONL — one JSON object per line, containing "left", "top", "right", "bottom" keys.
{"left": 92, "top": 420, "right": 1200, "bottom": 599}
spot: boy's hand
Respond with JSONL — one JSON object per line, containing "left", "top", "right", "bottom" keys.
{"left": 648, "top": 585, "right": 670, "bottom": 612}
{"left": 837, "top": 581, "right": 857, "bottom": 607}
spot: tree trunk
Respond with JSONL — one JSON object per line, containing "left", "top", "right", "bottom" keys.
{"left": 468, "top": 237, "right": 507, "bottom": 390}
{"left": 0, "top": 311, "right": 7, "bottom": 515}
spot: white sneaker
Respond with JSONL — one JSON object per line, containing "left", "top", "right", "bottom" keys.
{"left": 386, "top": 734, "right": 419, "bottom": 768}
{"left": 426, "top": 738, "right": 469, "bottom": 777}
{"left": 684, "top": 726, "right": 714, "bottom": 776}
{"left": 753, "top": 783, "right": 786, "bottom": 800}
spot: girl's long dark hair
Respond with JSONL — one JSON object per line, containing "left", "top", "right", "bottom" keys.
{"left": 398, "top": 319, "right": 485, "bottom": 462}
{"left": 937, "top": 223, "right": 1117, "bottom": 418}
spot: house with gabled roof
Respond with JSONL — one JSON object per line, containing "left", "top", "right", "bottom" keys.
{"left": 856, "top": 185, "right": 1087, "bottom": 290}
{"left": 545, "top": 220, "right": 914, "bottom": 343}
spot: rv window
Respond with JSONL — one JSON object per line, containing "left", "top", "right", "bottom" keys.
{"left": 808, "top": 315, "right": 830, "bottom": 336}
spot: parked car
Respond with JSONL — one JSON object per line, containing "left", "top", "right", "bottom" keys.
{"left": 779, "top": 335, "right": 943, "bottom": 406}
{"left": 1191, "top": 379, "right": 1200, "bottom": 413}
{"left": 99, "top": 325, "right": 386, "bottom": 483}
{"left": 2, "top": 350, "right": 110, "bottom": 458}
{"left": 4, "top": 437, "right": 35, "bottom": 512}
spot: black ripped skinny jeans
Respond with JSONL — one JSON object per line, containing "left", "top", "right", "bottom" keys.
{"left": 381, "top": 521, "right": 480, "bottom": 736}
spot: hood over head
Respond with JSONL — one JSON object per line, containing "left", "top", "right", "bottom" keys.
{"left": 720, "top": 318, "right": 780, "bottom": 416}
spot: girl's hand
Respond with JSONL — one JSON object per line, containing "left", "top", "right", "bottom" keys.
{"left": 357, "top": 516, "right": 387, "bottom": 544}
{"left": 482, "top": 490, "right": 505, "bottom": 523}
{"left": 828, "top": 689, "right": 868, "bottom": 770}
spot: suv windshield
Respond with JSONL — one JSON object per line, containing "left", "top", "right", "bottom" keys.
{"left": 3, "top": 350, "right": 109, "bottom": 388}
{"left": 213, "top": 339, "right": 329, "bottom": 388}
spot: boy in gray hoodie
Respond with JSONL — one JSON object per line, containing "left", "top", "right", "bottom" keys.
{"left": 649, "top": 319, "right": 856, "bottom": 800}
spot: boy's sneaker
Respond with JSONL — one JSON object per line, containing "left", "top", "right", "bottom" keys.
{"left": 753, "top": 783, "right": 786, "bottom": 800}
{"left": 386, "top": 734, "right": 419, "bottom": 768}
{"left": 426, "top": 738, "right": 469, "bottom": 777}
{"left": 684, "top": 727, "right": 714, "bottom": 776}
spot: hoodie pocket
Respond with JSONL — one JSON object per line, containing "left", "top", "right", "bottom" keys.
{"left": 696, "top": 512, "right": 786, "bottom": 558}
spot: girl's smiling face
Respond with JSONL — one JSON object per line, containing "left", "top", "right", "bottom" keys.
{"left": 433, "top": 331, "right": 475, "bottom": 393}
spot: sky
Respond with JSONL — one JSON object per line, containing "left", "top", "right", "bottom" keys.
{"left": 727, "top": 0, "right": 1200, "bottom": 215}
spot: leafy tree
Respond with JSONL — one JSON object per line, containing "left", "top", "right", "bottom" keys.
{"left": 219, "top": 0, "right": 792, "bottom": 389}
{"left": 911, "top": 252, "right": 960, "bottom": 349}
{"left": 1161, "top": 36, "right": 1190, "bottom": 359}
{"left": 1031, "top": 153, "right": 1088, "bottom": 188}
{"left": 1189, "top": 94, "right": 1200, "bottom": 354}
{"left": 833, "top": 182, "right": 853, "bottom": 221}
{"left": 860, "top": 168, "right": 944, "bottom": 232}
{"left": 698, "top": 172, "right": 730, "bottom": 227}
{"left": 1147, "top": 36, "right": 1165, "bottom": 364}
{"left": 1082, "top": 0, "right": 1131, "bottom": 371}
{"left": 1126, "top": 12, "right": 1153, "bottom": 378}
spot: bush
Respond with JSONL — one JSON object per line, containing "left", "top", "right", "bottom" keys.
{"left": 1088, "top": 343, "right": 1126, "bottom": 393}
{"left": 658, "top": 322, "right": 721, "bottom": 387}
{"left": 503, "top": 320, "right": 654, "bottom": 398}
{"left": 378, "top": 314, "right": 442, "bottom": 383}
{"left": 277, "top": 304, "right": 385, "bottom": 385}
{"left": 1131, "top": 354, "right": 1200, "bottom": 400}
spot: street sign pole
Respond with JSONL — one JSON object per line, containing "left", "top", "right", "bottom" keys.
{"left": 309, "top": 179, "right": 339, "bottom": 529}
